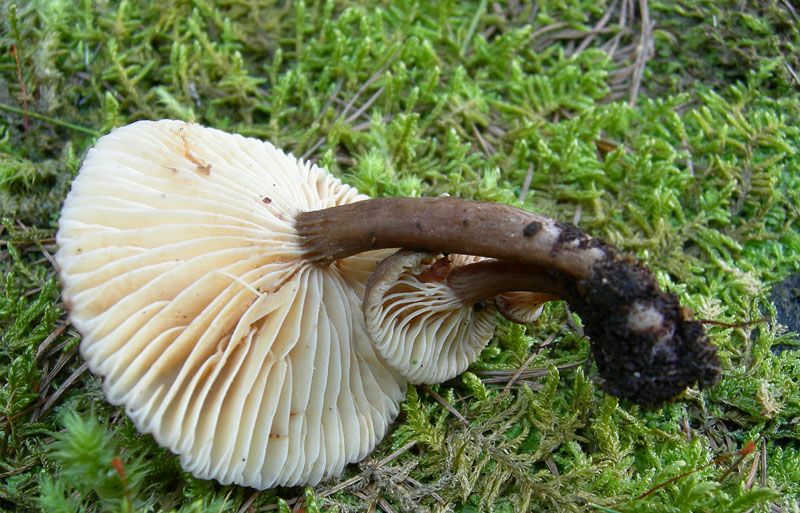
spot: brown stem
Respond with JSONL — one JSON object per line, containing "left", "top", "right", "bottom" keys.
{"left": 296, "top": 197, "right": 606, "bottom": 280}
{"left": 445, "top": 260, "right": 568, "bottom": 305}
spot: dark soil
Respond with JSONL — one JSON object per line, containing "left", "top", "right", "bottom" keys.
{"left": 566, "top": 252, "right": 722, "bottom": 405}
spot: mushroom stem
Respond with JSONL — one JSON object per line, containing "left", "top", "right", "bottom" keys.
{"left": 445, "top": 260, "right": 567, "bottom": 305}
{"left": 296, "top": 196, "right": 605, "bottom": 279}
{"left": 298, "top": 196, "right": 721, "bottom": 405}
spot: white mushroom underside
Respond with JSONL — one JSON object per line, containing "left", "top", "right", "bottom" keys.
{"left": 364, "top": 251, "right": 497, "bottom": 384}
{"left": 495, "top": 292, "right": 550, "bottom": 324}
{"left": 55, "top": 120, "right": 406, "bottom": 489}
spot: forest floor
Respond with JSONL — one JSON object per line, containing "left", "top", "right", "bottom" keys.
{"left": 1, "top": 1, "right": 800, "bottom": 512}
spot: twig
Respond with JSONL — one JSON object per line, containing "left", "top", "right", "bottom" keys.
{"left": 682, "top": 415, "right": 691, "bottom": 441}
{"left": 471, "top": 123, "right": 495, "bottom": 155}
{"left": 530, "top": 22, "right": 570, "bottom": 44}
{"left": 477, "top": 360, "right": 583, "bottom": 383}
{"left": 340, "top": 52, "right": 399, "bottom": 119}
{"left": 310, "top": 78, "right": 344, "bottom": 128}
{"left": 0, "top": 458, "right": 38, "bottom": 478}
{"left": 42, "top": 331, "right": 79, "bottom": 361}
{"left": 237, "top": 491, "right": 261, "bottom": 513}
{"left": 544, "top": 455, "right": 559, "bottom": 477}
{"left": 782, "top": 0, "right": 799, "bottom": 22}
{"left": 405, "top": 476, "right": 445, "bottom": 506}
{"left": 352, "top": 114, "right": 393, "bottom": 132}
{"left": 518, "top": 163, "right": 534, "bottom": 203}
{"left": 300, "top": 136, "right": 326, "bottom": 161}
{"left": 419, "top": 385, "right": 468, "bottom": 427}
{"left": 698, "top": 317, "right": 767, "bottom": 329}
{"left": 11, "top": 45, "right": 28, "bottom": 132}
{"left": 718, "top": 441, "right": 756, "bottom": 482}
{"left": 575, "top": 0, "right": 619, "bottom": 54}
{"left": 619, "top": 0, "right": 631, "bottom": 30}
{"left": 0, "top": 103, "right": 100, "bottom": 136}
{"left": 32, "top": 362, "right": 89, "bottom": 422}
{"left": 291, "top": 496, "right": 306, "bottom": 513}
{"left": 375, "top": 440, "right": 417, "bottom": 468}
{"left": 38, "top": 346, "right": 79, "bottom": 394}
{"left": 628, "top": 0, "right": 652, "bottom": 105}
{"left": 345, "top": 86, "right": 385, "bottom": 124}
{"left": 637, "top": 441, "right": 756, "bottom": 500}
{"left": 219, "top": 489, "right": 234, "bottom": 513}
{"left": 36, "top": 238, "right": 59, "bottom": 274}
{"left": 316, "top": 441, "right": 418, "bottom": 499}
{"left": 588, "top": 504, "right": 624, "bottom": 513}
{"left": 744, "top": 450, "right": 759, "bottom": 490}
{"left": 0, "top": 237, "right": 56, "bottom": 247}
{"left": 35, "top": 324, "right": 67, "bottom": 360}
{"left": 378, "top": 498, "right": 397, "bottom": 513}
{"left": 502, "top": 322, "right": 565, "bottom": 393}
{"left": 785, "top": 60, "right": 800, "bottom": 87}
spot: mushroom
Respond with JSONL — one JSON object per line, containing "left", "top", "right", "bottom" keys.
{"left": 362, "top": 250, "right": 563, "bottom": 384}
{"left": 362, "top": 250, "right": 498, "bottom": 384}
{"left": 56, "top": 120, "right": 720, "bottom": 490}
{"left": 56, "top": 120, "right": 406, "bottom": 489}
{"left": 296, "top": 196, "right": 721, "bottom": 405}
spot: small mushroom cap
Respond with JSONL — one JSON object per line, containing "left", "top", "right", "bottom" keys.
{"left": 55, "top": 120, "right": 406, "bottom": 489}
{"left": 363, "top": 250, "right": 497, "bottom": 384}
{"left": 495, "top": 292, "right": 558, "bottom": 324}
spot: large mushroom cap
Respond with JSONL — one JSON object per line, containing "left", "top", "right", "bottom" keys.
{"left": 55, "top": 120, "right": 405, "bottom": 489}
{"left": 363, "top": 250, "right": 497, "bottom": 384}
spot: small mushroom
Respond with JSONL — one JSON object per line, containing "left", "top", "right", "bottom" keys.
{"left": 363, "top": 250, "right": 568, "bottom": 384}
{"left": 362, "top": 250, "right": 564, "bottom": 384}
{"left": 362, "top": 250, "right": 498, "bottom": 384}
{"left": 56, "top": 120, "right": 406, "bottom": 489}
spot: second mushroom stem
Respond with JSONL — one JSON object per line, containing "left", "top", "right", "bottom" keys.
{"left": 444, "top": 259, "right": 567, "bottom": 305}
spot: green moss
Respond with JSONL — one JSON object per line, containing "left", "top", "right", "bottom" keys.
{"left": 1, "top": 0, "right": 799, "bottom": 511}
{"left": 649, "top": 0, "right": 800, "bottom": 96}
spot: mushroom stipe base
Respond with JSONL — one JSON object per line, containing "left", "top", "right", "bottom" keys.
{"left": 565, "top": 252, "right": 721, "bottom": 405}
